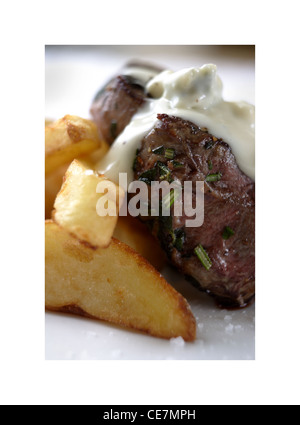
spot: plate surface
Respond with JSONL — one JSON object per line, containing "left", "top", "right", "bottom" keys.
{"left": 45, "top": 45, "right": 255, "bottom": 360}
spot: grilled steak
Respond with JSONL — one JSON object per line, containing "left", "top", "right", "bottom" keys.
{"left": 133, "top": 114, "right": 255, "bottom": 307}
{"left": 90, "top": 69, "right": 255, "bottom": 307}
{"left": 90, "top": 75, "right": 146, "bottom": 145}
{"left": 90, "top": 62, "right": 162, "bottom": 144}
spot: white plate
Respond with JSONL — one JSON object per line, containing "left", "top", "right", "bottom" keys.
{"left": 45, "top": 45, "right": 255, "bottom": 360}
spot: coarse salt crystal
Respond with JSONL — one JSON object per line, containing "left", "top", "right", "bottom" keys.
{"left": 225, "top": 323, "right": 234, "bottom": 334}
{"left": 170, "top": 336, "right": 185, "bottom": 348}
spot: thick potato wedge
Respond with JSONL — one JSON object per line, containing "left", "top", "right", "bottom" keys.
{"left": 45, "top": 115, "right": 103, "bottom": 175}
{"left": 45, "top": 145, "right": 110, "bottom": 219}
{"left": 113, "top": 216, "right": 166, "bottom": 271}
{"left": 80, "top": 142, "right": 110, "bottom": 169}
{"left": 45, "top": 162, "right": 69, "bottom": 219}
{"left": 53, "top": 160, "right": 124, "bottom": 248}
{"left": 45, "top": 220, "right": 196, "bottom": 341}
{"left": 45, "top": 116, "right": 109, "bottom": 219}
{"left": 45, "top": 119, "right": 53, "bottom": 126}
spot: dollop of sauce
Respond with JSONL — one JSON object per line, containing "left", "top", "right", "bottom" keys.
{"left": 122, "top": 65, "right": 160, "bottom": 86}
{"left": 98, "top": 64, "right": 255, "bottom": 184}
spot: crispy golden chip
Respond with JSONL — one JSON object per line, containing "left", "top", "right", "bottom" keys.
{"left": 45, "top": 220, "right": 196, "bottom": 341}
{"left": 45, "top": 162, "right": 70, "bottom": 219}
{"left": 45, "top": 119, "right": 53, "bottom": 126}
{"left": 80, "top": 141, "right": 110, "bottom": 169}
{"left": 45, "top": 115, "right": 102, "bottom": 175}
{"left": 53, "top": 160, "right": 124, "bottom": 248}
{"left": 45, "top": 146, "right": 110, "bottom": 219}
{"left": 113, "top": 216, "right": 166, "bottom": 271}
{"left": 45, "top": 118, "right": 109, "bottom": 218}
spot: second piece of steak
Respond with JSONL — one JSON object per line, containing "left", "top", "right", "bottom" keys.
{"left": 90, "top": 61, "right": 163, "bottom": 145}
{"left": 133, "top": 114, "right": 255, "bottom": 307}
{"left": 90, "top": 75, "right": 146, "bottom": 145}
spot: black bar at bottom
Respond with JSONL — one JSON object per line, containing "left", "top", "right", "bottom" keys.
{"left": 10, "top": 406, "right": 203, "bottom": 419}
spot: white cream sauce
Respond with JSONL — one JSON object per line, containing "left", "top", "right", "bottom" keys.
{"left": 122, "top": 65, "right": 160, "bottom": 86}
{"left": 98, "top": 64, "right": 255, "bottom": 185}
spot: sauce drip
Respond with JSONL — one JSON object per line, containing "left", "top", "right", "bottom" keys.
{"left": 98, "top": 64, "right": 255, "bottom": 185}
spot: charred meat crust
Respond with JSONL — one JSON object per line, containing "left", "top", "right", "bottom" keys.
{"left": 90, "top": 66, "right": 255, "bottom": 307}
{"left": 90, "top": 75, "right": 146, "bottom": 144}
{"left": 134, "top": 114, "right": 255, "bottom": 307}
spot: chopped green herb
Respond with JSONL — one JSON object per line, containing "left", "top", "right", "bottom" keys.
{"left": 132, "top": 149, "right": 141, "bottom": 172}
{"left": 110, "top": 120, "right": 117, "bottom": 140}
{"left": 163, "top": 227, "right": 177, "bottom": 249}
{"left": 167, "top": 230, "right": 176, "bottom": 245}
{"left": 205, "top": 172, "right": 222, "bottom": 182}
{"left": 162, "top": 189, "right": 177, "bottom": 211}
{"left": 194, "top": 244, "right": 212, "bottom": 270}
{"left": 138, "top": 160, "right": 174, "bottom": 185}
{"left": 171, "top": 160, "right": 184, "bottom": 169}
{"left": 138, "top": 168, "right": 156, "bottom": 185}
{"left": 152, "top": 145, "right": 165, "bottom": 155}
{"left": 174, "top": 228, "right": 185, "bottom": 251}
{"left": 208, "top": 160, "right": 213, "bottom": 170}
{"left": 156, "top": 161, "right": 172, "bottom": 182}
{"left": 165, "top": 148, "right": 175, "bottom": 160}
{"left": 159, "top": 215, "right": 173, "bottom": 232}
{"left": 132, "top": 157, "right": 138, "bottom": 172}
{"left": 204, "top": 140, "right": 214, "bottom": 150}
{"left": 222, "top": 226, "right": 235, "bottom": 240}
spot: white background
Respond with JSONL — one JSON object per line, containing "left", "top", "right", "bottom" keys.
{"left": 1, "top": 0, "right": 300, "bottom": 406}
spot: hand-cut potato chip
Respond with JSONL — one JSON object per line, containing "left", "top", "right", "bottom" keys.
{"left": 80, "top": 142, "right": 110, "bottom": 169}
{"left": 45, "top": 117, "right": 109, "bottom": 218}
{"left": 45, "top": 118, "right": 53, "bottom": 126}
{"left": 45, "top": 220, "right": 196, "bottom": 341}
{"left": 45, "top": 115, "right": 103, "bottom": 175}
{"left": 45, "top": 162, "right": 69, "bottom": 219}
{"left": 53, "top": 160, "right": 124, "bottom": 248}
{"left": 45, "top": 144, "right": 109, "bottom": 219}
{"left": 113, "top": 216, "right": 166, "bottom": 271}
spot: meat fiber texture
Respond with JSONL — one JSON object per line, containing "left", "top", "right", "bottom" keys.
{"left": 134, "top": 114, "right": 255, "bottom": 307}
{"left": 90, "top": 72, "right": 255, "bottom": 307}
